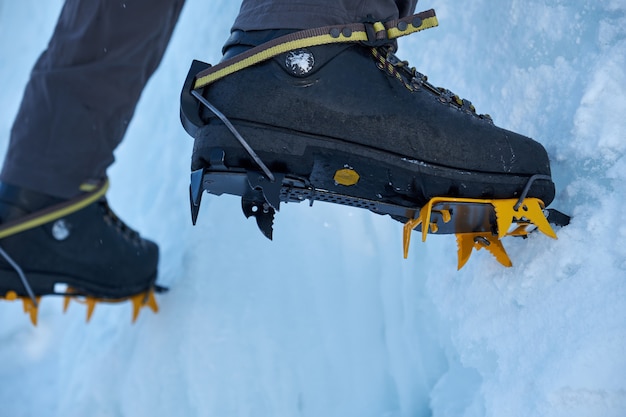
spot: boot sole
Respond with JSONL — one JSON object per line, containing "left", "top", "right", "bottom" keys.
{"left": 193, "top": 120, "right": 556, "bottom": 216}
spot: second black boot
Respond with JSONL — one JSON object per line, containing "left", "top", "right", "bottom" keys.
{"left": 0, "top": 181, "right": 159, "bottom": 303}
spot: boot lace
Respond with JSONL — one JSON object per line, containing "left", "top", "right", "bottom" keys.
{"left": 99, "top": 199, "right": 143, "bottom": 246}
{"left": 371, "top": 46, "right": 493, "bottom": 123}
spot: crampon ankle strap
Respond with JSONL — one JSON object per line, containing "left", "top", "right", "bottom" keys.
{"left": 192, "top": 9, "right": 438, "bottom": 90}
{"left": 0, "top": 180, "right": 109, "bottom": 240}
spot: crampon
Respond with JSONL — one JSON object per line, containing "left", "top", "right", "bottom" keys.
{"left": 188, "top": 161, "right": 569, "bottom": 269}
{"left": 1, "top": 285, "right": 163, "bottom": 326}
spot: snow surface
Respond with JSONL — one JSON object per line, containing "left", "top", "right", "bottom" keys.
{"left": 1, "top": 0, "right": 625, "bottom": 416}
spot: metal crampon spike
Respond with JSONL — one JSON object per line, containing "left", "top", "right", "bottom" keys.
{"left": 63, "top": 287, "right": 159, "bottom": 323}
{"left": 62, "top": 287, "right": 80, "bottom": 313}
{"left": 492, "top": 198, "right": 557, "bottom": 239}
{"left": 62, "top": 293, "right": 100, "bottom": 322}
{"left": 85, "top": 298, "right": 98, "bottom": 322}
{"left": 130, "top": 289, "right": 159, "bottom": 323}
{"left": 403, "top": 207, "right": 451, "bottom": 259}
{"left": 402, "top": 217, "right": 422, "bottom": 259}
{"left": 21, "top": 297, "right": 39, "bottom": 325}
{"left": 456, "top": 233, "right": 512, "bottom": 270}
{"left": 2, "top": 291, "right": 40, "bottom": 326}
{"left": 62, "top": 295, "right": 71, "bottom": 313}
{"left": 22, "top": 297, "right": 40, "bottom": 326}
{"left": 416, "top": 199, "right": 455, "bottom": 243}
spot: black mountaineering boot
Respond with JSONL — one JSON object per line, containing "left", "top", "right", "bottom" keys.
{"left": 0, "top": 181, "right": 159, "bottom": 323}
{"left": 180, "top": 10, "right": 560, "bottom": 266}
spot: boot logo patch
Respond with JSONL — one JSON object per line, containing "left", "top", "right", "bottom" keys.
{"left": 285, "top": 49, "right": 315, "bottom": 76}
{"left": 52, "top": 219, "right": 71, "bottom": 241}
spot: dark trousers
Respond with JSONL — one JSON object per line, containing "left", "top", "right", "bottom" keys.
{"left": 1, "top": 0, "right": 417, "bottom": 199}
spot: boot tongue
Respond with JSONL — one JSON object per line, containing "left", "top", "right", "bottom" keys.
{"left": 221, "top": 29, "right": 298, "bottom": 61}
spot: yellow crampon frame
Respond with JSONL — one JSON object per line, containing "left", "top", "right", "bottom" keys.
{"left": 403, "top": 196, "right": 557, "bottom": 269}
{"left": 2, "top": 288, "right": 159, "bottom": 326}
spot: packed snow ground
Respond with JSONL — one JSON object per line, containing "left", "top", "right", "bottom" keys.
{"left": 1, "top": 1, "right": 625, "bottom": 416}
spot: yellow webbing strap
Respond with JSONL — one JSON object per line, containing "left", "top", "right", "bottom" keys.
{"left": 193, "top": 9, "right": 439, "bottom": 90}
{"left": 0, "top": 180, "right": 109, "bottom": 240}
